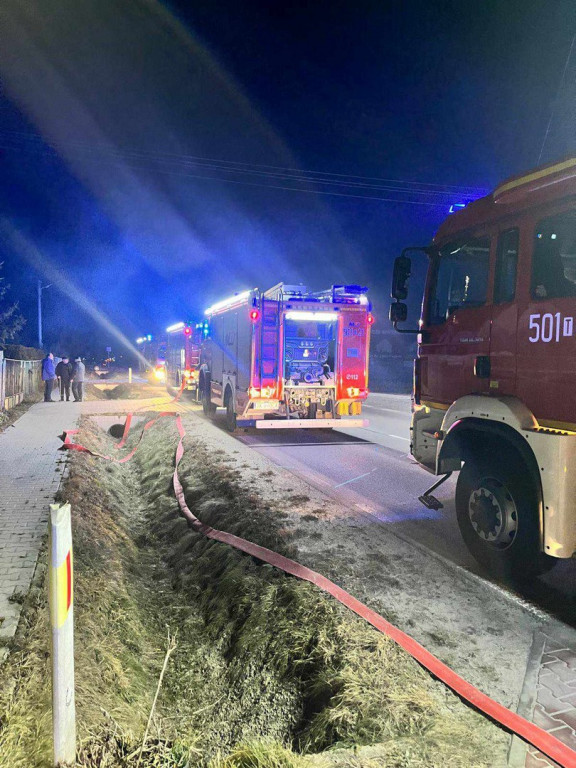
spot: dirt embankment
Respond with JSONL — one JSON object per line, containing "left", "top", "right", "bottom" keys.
{"left": 84, "top": 382, "right": 161, "bottom": 400}
{"left": 0, "top": 415, "right": 508, "bottom": 767}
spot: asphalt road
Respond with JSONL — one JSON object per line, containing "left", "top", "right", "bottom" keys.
{"left": 231, "top": 392, "right": 576, "bottom": 626}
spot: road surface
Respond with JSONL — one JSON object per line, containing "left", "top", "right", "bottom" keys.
{"left": 226, "top": 392, "right": 576, "bottom": 626}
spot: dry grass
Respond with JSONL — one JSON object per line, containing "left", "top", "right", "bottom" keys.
{"left": 0, "top": 396, "right": 41, "bottom": 432}
{"left": 0, "top": 414, "right": 508, "bottom": 767}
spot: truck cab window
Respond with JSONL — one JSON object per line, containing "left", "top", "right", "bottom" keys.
{"left": 532, "top": 210, "right": 576, "bottom": 299}
{"left": 429, "top": 237, "right": 491, "bottom": 324}
{"left": 494, "top": 229, "right": 518, "bottom": 304}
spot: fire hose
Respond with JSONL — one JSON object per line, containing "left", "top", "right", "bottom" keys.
{"left": 59, "top": 412, "right": 576, "bottom": 768}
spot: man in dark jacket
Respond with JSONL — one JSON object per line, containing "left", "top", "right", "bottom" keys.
{"left": 71, "top": 357, "right": 85, "bottom": 402}
{"left": 41, "top": 352, "right": 57, "bottom": 402}
{"left": 55, "top": 356, "right": 73, "bottom": 401}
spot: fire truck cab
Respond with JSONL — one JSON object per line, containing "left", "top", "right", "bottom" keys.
{"left": 391, "top": 157, "right": 576, "bottom": 578}
{"left": 200, "top": 283, "right": 373, "bottom": 432}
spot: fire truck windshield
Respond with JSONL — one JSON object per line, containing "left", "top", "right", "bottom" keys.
{"left": 284, "top": 318, "right": 336, "bottom": 384}
{"left": 429, "top": 236, "right": 491, "bottom": 323}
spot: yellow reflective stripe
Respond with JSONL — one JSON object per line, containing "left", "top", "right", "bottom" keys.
{"left": 495, "top": 157, "right": 576, "bottom": 196}
{"left": 537, "top": 418, "right": 576, "bottom": 434}
{"left": 420, "top": 399, "right": 449, "bottom": 412}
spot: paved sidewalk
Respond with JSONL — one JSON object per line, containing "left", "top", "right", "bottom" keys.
{"left": 523, "top": 630, "right": 576, "bottom": 768}
{"left": 0, "top": 400, "right": 82, "bottom": 658}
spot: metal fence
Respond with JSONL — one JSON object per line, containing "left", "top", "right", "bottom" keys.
{"left": 0, "top": 352, "right": 43, "bottom": 411}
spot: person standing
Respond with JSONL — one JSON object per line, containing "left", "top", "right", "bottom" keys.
{"left": 72, "top": 357, "right": 85, "bottom": 402}
{"left": 55, "top": 356, "right": 73, "bottom": 402}
{"left": 41, "top": 352, "right": 57, "bottom": 402}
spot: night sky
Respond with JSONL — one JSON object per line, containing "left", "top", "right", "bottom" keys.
{"left": 0, "top": 0, "right": 574, "bottom": 358}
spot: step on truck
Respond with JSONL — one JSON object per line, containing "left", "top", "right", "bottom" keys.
{"left": 390, "top": 157, "right": 576, "bottom": 578}
{"left": 164, "top": 322, "right": 203, "bottom": 398}
{"left": 200, "top": 283, "right": 373, "bottom": 432}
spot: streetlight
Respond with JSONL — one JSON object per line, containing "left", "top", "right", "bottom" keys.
{"left": 37, "top": 279, "right": 52, "bottom": 348}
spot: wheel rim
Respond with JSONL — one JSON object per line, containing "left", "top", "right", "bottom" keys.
{"left": 467, "top": 476, "right": 518, "bottom": 550}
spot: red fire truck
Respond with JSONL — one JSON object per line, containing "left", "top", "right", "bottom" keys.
{"left": 164, "top": 322, "right": 203, "bottom": 398}
{"left": 200, "top": 283, "right": 373, "bottom": 431}
{"left": 136, "top": 335, "right": 167, "bottom": 382}
{"left": 390, "top": 157, "right": 576, "bottom": 578}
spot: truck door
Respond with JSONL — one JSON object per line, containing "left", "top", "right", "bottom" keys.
{"left": 488, "top": 227, "right": 519, "bottom": 395}
{"left": 252, "top": 298, "right": 282, "bottom": 397}
{"left": 337, "top": 308, "right": 369, "bottom": 399}
{"left": 516, "top": 207, "right": 576, "bottom": 426}
{"left": 420, "top": 235, "right": 492, "bottom": 405}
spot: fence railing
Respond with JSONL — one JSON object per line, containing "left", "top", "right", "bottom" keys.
{"left": 0, "top": 352, "right": 43, "bottom": 410}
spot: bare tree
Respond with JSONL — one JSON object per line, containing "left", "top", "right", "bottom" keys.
{"left": 0, "top": 262, "right": 25, "bottom": 344}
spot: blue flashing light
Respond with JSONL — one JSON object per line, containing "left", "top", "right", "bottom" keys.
{"left": 146, "top": 334, "right": 152, "bottom": 341}
{"left": 448, "top": 200, "right": 473, "bottom": 214}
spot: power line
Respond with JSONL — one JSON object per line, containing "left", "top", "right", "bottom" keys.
{"left": 0, "top": 129, "right": 487, "bottom": 196}
{"left": 5, "top": 146, "right": 449, "bottom": 205}
{"left": 537, "top": 31, "right": 576, "bottom": 165}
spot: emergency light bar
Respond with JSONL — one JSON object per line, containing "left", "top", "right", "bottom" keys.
{"left": 205, "top": 290, "right": 251, "bottom": 316}
{"left": 285, "top": 311, "right": 338, "bottom": 322}
{"left": 166, "top": 322, "right": 185, "bottom": 333}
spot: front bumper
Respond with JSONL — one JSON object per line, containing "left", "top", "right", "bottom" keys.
{"left": 237, "top": 418, "right": 369, "bottom": 429}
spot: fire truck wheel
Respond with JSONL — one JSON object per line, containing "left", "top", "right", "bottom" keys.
{"left": 455, "top": 451, "right": 555, "bottom": 580}
{"left": 225, "top": 398, "right": 237, "bottom": 432}
{"left": 202, "top": 388, "right": 216, "bottom": 417}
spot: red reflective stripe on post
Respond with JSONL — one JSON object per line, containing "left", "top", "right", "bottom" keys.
{"left": 60, "top": 413, "right": 576, "bottom": 768}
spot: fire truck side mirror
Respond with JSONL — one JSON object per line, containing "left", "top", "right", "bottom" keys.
{"left": 389, "top": 302, "right": 407, "bottom": 324}
{"left": 391, "top": 255, "right": 411, "bottom": 300}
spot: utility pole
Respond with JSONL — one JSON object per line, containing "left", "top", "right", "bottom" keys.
{"left": 37, "top": 280, "right": 52, "bottom": 349}
{"left": 37, "top": 279, "right": 42, "bottom": 349}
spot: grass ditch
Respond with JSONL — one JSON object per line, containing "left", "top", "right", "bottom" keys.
{"left": 0, "top": 414, "right": 508, "bottom": 766}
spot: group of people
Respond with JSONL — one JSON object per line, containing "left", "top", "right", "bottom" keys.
{"left": 42, "top": 352, "right": 86, "bottom": 402}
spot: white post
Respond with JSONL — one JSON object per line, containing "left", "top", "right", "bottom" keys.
{"left": 0, "top": 351, "right": 5, "bottom": 412}
{"left": 49, "top": 503, "right": 76, "bottom": 766}
{"left": 38, "top": 279, "right": 43, "bottom": 349}
{"left": 128, "top": 367, "right": 132, "bottom": 384}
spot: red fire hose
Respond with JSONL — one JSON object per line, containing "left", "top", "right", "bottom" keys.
{"left": 60, "top": 412, "right": 576, "bottom": 768}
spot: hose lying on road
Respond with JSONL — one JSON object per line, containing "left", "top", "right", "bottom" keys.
{"left": 60, "top": 412, "right": 576, "bottom": 768}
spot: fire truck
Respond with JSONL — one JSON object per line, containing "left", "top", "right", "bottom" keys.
{"left": 390, "top": 156, "right": 576, "bottom": 578}
{"left": 164, "top": 322, "right": 203, "bottom": 397}
{"left": 200, "top": 283, "right": 373, "bottom": 431}
{"left": 136, "top": 335, "right": 167, "bottom": 382}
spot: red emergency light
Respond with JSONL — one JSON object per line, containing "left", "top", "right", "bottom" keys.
{"left": 367, "top": 313, "right": 375, "bottom": 325}
{"left": 184, "top": 326, "right": 192, "bottom": 335}
{"left": 249, "top": 309, "right": 260, "bottom": 322}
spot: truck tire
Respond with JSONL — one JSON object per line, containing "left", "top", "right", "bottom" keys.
{"left": 225, "top": 393, "right": 237, "bottom": 433}
{"left": 455, "top": 450, "right": 555, "bottom": 580}
{"left": 202, "top": 380, "right": 216, "bottom": 417}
